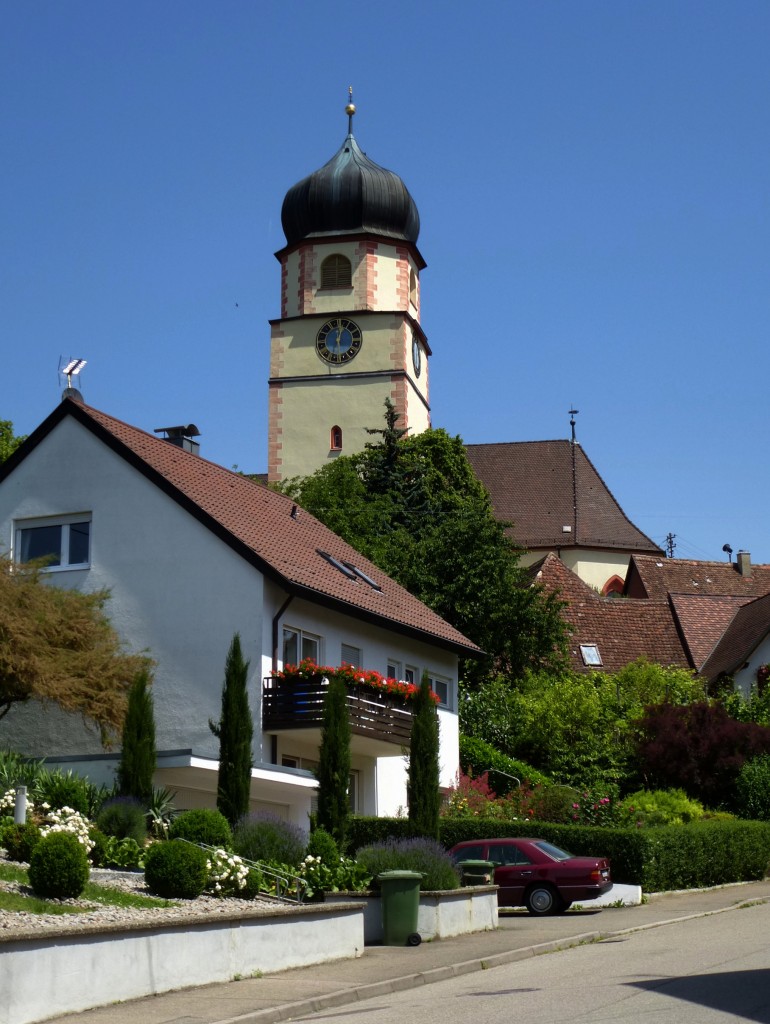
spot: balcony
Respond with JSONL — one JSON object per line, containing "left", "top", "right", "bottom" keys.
{"left": 262, "top": 675, "right": 412, "bottom": 757}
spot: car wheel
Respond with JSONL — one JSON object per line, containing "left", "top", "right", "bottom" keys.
{"left": 556, "top": 900, "right": 572, "bottom": 915}
{"left": 525, "top": 884, "right": 560, "bottom": 916}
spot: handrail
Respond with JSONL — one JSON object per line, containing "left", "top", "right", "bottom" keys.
{"left": 178, "top": 839, "right": 309, "bottom": 903}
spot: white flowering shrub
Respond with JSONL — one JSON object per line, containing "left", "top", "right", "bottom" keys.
{"left": 0, "top": 788, "right": 36, "bottom": 818}
{"left": 205, "top": 848, "right": 249, "bottom": 896}
{"left": 40, "top": 805, "right": 95, "bottom": 855}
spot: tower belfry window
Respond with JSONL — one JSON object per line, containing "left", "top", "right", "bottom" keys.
{"left": 330, "top": 425, "right": 343, "bottom": 450}
{"left": 320, "top": 254, "right": 352, "bottom": 289}
{"left": 409, "top": 268, "right": 418, "bottom": 306}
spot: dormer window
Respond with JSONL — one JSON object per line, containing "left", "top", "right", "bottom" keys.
{"left": 320, "top": 254, "right": 352, "bottom": 289}
{"left": 330, "top": 425, "right": 343, "bottom": 451}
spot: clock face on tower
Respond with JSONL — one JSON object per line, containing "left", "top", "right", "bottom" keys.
{"left": 412, "top": 338, "right": 422, "bottom": 377}
{"left": 316, "top": 318, "right": 363, "bottom": 365}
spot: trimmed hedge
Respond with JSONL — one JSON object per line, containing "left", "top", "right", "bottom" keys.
{"left": 348, "top": 816, "right": 770, "bottom": 891}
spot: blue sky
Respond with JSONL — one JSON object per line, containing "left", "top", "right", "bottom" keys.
{"left": 3, "top": 1, "right": 769, "bottom": 563}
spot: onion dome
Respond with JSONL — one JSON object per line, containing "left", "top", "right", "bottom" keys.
{"left": 281, "top": 102, "right": 420, "bottom": 247}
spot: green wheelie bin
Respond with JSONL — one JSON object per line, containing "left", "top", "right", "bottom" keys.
{"left": 457, "top": 859, "right": 495, "bottom": 886}
{"left": 378, "top": 870, "right": 423, "bottom": 946}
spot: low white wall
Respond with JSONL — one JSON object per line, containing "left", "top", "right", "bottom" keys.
{"left": 326, "top": 887, "right": 498, "bottom": 944}
{"left": 2, "top": 904, "right": 364, "bottom": 1024}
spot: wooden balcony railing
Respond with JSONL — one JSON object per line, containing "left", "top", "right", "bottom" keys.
{"left": 263, "top": 676, "right": 412, "bottom": 749}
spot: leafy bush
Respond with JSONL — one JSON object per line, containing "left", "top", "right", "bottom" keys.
{"left": 459, "top": 736, "right": 550, "bottom": 794}
{"left": 307, "top": 826, "right": 340, "bottom": 866}
{"left": 28, "top": 831, "right": 90, "bottom": 899}
{"left": 634, "top": 702, "right": 770, "bottom": 807}
{"left": 232, "top": 812, "right": 307, "bottom": 867}
{"left": 96, "top": 797, "right": 147, "bottom": 843}
{"left": 36, "top": 770, "right": 106, "bottom": 817}
{"left": 205, "top": 848, "right": 250, "bottom": 895}
{"left": 618, "top": 788, "right": 706, "bottom": 827}
{"left": 169, "top": 808, "right": 232, "bottom": 848}
{"left": 89, "top": 829, "right": 145, "bottom": 870}
{"left": 2, "top": 821, "right": 42, "bottom": 862}
{"left": 355, "top": 837, "right": 460, "bottom": 891}
{"left": 144, "top": 839, "right": 209, "bottom": 898}
{"left": 735, "top": 755, "right": 770, "bottom": 820}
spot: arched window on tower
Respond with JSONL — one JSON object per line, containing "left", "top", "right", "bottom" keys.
{"left": 321, "top": 254, "right": 352, "bottom": 289}
{"left": 602, "top": 575, "right": 625, "bottom": 597}
{"left": 330, "top": 425, "right": 343, "bottom": 451}
{"left": 409, "top": 268, "right": 418, "bottom": 307}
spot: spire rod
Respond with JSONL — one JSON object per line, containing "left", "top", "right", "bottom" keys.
{"left": 568, "top": 407, "right": 579, "bottom": 444}
{"left": 345, "top": 86, "right": 356, "bottom": 135}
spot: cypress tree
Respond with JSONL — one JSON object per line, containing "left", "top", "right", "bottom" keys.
{"left": 408, "top": 671, "right": 441, "bottom": 839}
{"left": 209, "top": 633, "right": 253, "bottom": 826}
{"left": 117, "top": 667, "right": 156, "bottom": 804}
{"left": 316, "top": 670, "right": 351, "bottom": 848}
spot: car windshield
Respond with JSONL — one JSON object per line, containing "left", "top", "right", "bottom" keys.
{"left": 533, "top": 841, "right": 573, "bottom": 861}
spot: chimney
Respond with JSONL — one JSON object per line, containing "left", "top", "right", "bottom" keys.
{"left": 737, "top": 551, "right": 752, "bottom": 577}
{"left": 154, "top": 424, "right": 201, "bottom": 455}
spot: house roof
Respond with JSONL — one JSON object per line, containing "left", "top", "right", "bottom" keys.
{"left": 700, "top": 592, "right": 770, "bottom": 681}
{"left": 2, "top": 397, "right": 480, "bottom": 658}
{"left": 465, "top": 440, "right": 662, "bottom": 555}
{"left": 667, "top": 593, "right": 749, "bottom": 670}
{"left": 532, "top": 553, "right": 689, "bottom": 673}
{"left": 625, "top": 554, "right": 770, "bottom": 601}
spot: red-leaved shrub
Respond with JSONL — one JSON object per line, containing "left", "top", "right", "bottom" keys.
{"left": 634, "top": 702, "right": 770, "bottom": 808}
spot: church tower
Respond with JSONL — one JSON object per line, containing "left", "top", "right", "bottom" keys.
{"left": 267, "top": 97, "right": 430, "bottom": 483}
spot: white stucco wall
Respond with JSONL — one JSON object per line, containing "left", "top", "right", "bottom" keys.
{"left": 732, "top": 634, "right": 770, "bottom": 698}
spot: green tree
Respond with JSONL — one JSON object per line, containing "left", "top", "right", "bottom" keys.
{"left": 117, "top": 667, "right": 156, "bottom": 803}
{"left": 281, "top": 407, "right": 568, "bottom": 685}
{"left": 316, "top": 670, "right": 351, "bottom": 847}
{"left": 0, "top": 420, "right": 26, "bottom": 464}
{"left": 209, "top": 634, "right": 253, "bottom": 826}
{"left": 0, "top": 556, "right": 149, "bottom": 738}
{"left": 408, "top": 671, "right": 441, "bottom": 838}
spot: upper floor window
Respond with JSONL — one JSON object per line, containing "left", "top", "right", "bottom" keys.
{"left": 320, "top": 254, "right": 352, "bottom": 289}
{"left": 341, "top": 643, "right": 362, "bottom": 667}
{"left": 15, "top": 515, "right": 91, "bottom": 570}
{"left": 428, "top": 674, "right": 451, "bottom": 709}
{"left": 283, "top": 627, "right": 321, "bottom": 667}
{"left": 409, "top": 268, "right": 418, "bottom": 306}
{"left": 330, "top": 425, "right": 343, "bottom": 451}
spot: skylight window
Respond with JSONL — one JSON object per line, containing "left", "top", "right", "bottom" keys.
{"left": 317, "top": 550, "right": 382, "bottom": 592}
{"left": 579, "top": 644, "right": 602, "bottom": 667}
{"left": 317, "top": 550, "right": 357, "bottom": 580}
{"left": 342, "top": 561, "right": 382, "bottom": 592}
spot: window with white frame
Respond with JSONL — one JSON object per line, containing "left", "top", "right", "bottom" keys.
{"left": 282, "top": 627, "right": 320, "bottom": 667}
{"left": 428, "top": 674, "right": 451, "bottom": 709}
{"left": 387, "top": 659, "right": 401, "bottom": 680}
{"left": 341, "top": 643, "right": 361, "bottom": 667}
{"left": 404, "top": 666, "right": 417, "bottom": 685}
{"left": 15, "top": 515, "right": 91, "bottom": 569}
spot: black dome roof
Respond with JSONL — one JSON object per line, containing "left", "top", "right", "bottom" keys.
{"left": 281, "top": 131, "right": 420, "bottom": 248}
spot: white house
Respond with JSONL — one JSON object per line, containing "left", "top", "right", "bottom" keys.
{"left": 0, "top": 394, "right": 479, "bottom": 827}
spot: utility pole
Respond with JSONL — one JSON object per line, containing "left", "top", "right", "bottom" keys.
{"left": 665, "top": 533, "right": 676, "bottom": 559}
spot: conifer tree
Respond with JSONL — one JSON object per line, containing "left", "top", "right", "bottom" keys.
{"left": 117, "top": 667, "right": 156, "bottom": 804}
{"left": 408, "top": 671, "right": 441, "bottom": 839}
{"left": 209, "top": 633, "right": 253, "bottom": 825}
{"left": 316, "top": 671, "right": 351, "bottom": 848}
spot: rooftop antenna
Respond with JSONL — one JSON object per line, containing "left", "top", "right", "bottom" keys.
{"left": 345, "top": 86, "right": 356, "bottom": 134}
{"left": 59, "top": 357, "right": 87, "bottom": 400}
{"left": 665, "top": 532, "right": 677, "bottom": 558}
{"left": 568, "top": 407, "right": 579, "bottom": 444}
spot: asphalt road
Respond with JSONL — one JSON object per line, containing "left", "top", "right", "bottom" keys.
{"left": 294, "top": 901, "right": 770, "bottom": 1024}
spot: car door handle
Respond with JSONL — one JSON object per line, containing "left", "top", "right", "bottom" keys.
{"left": 519, "top": 870, "right": 533, "bottom": 876}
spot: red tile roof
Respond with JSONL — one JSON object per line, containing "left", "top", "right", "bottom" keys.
{"left": 626, "top": 554, "right": 770, "bottom": 601}
{"left": 668, "top": 594, "right": 749, "bottom": 670}
{"left": 700, "top": 592, "right": 770, "bottom": 681}
{"left": 465, "top": 441, "right": 662, "bottom": 554}
{"left": 533, "top": 554, "right": 690, "bottom": 673}
{"left": 3, "top": 399, "right": 480, "bottom": 657}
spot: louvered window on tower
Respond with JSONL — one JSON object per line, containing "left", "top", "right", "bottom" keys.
{"left": 320, "top": 254, "right": 352, "bottom": 289}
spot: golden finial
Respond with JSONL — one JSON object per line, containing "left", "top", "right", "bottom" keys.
{"left": 345, "top": 86, "right": 356, "bottom": 132}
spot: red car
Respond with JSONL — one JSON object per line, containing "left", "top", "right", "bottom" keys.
{"left": 449, "top": 837, "right": 612, "bottom": 915}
